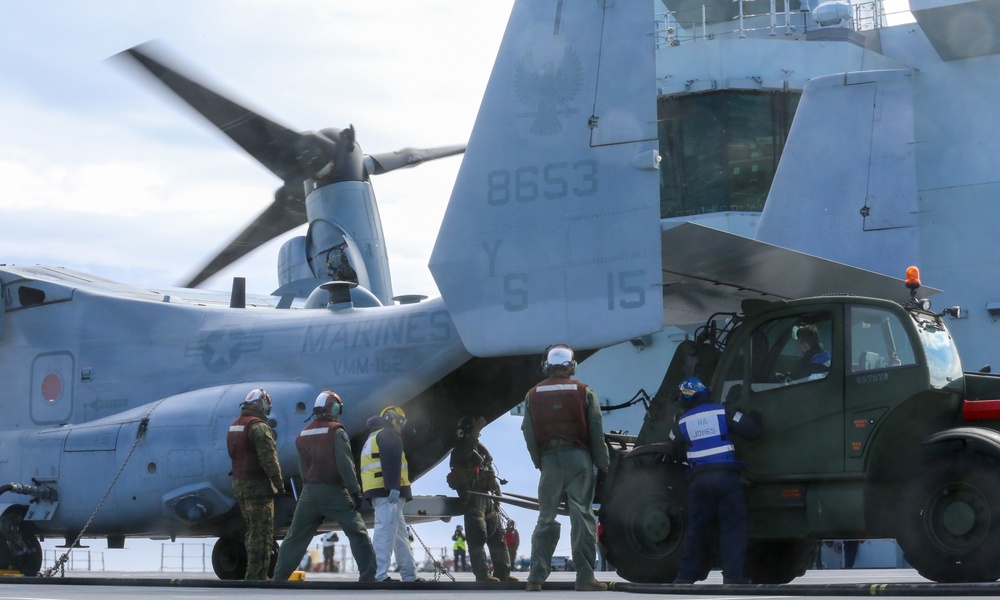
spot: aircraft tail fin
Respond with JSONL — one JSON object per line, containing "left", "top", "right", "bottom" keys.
{"left": 430, "top": 0, "right": 662, "bottom": 357}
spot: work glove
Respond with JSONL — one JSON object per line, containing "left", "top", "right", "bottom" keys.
{"left": 387, "top": 488, "right": 400, "bottom": 504}
{"left": 353, "top": 492, "right": 364, "bottom": 512}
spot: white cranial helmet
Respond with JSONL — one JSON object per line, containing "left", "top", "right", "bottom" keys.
{"left": 544, "top": 345, "right": 576, "bottom": 374}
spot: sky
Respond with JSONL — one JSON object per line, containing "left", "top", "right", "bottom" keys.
{"left": 4, "top": 0, "right": 917, "bottom": 576}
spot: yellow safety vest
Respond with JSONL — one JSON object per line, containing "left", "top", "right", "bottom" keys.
{"left": 360, "top": 430, "right": 410, "bottom": 492}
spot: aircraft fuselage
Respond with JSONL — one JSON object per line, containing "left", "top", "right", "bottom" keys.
{"left": 0, "top": 265, "right": 469, "bottom": 537}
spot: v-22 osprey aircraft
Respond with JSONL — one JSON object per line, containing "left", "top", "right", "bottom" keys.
{"left": 0, "top": 0, "right": 665, "bottom": 579}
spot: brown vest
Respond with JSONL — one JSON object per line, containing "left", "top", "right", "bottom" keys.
{"left": 228, "top": 414, "right": 267, "bottom": 480}
{"left": 296, "top": 418, "right": 344, "bottom": 485}
{"left": 527, "top": 376, "right": 590, "bottom": 449}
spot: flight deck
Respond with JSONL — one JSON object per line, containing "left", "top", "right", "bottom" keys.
{"left": 3, "top": 569, "right": 1000, "bottom": 599}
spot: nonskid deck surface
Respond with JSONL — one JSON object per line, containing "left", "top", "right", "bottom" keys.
{"left": 6, "top": 569, "right": 1000, "bottom": 596}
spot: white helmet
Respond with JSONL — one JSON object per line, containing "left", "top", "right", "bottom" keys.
{"left": 242, "top": 388, "right": 272, "bottom": 416}
{"left": 313, "top": 390, "right": 343, "bottom": 418}
{"left": 543, "top": 344, "right": 576, "bottom": 375}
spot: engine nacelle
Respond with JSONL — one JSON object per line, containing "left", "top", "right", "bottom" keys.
{"left": 277, "top": 235, "right": 314, "bottom": 288}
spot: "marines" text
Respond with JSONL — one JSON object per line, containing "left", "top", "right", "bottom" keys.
{"left": 302, "top": 310, "right": 452, "bottom": 352}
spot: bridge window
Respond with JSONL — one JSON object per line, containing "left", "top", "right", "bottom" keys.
{"left": 658, "top": 90, "right": 800, "bottom": 219}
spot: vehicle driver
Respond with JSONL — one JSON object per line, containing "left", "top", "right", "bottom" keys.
{"left": 794, "top": 324, "right": 831, "bottom": 379}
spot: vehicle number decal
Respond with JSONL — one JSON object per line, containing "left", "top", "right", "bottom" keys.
{"left": 855, "top": 372, "right": 889, "bottom": 384}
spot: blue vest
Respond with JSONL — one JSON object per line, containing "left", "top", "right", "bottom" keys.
{"left": 678, "top": 403, "right": 736, "bottom": 467}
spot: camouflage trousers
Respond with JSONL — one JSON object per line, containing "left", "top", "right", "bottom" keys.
{"left": 465, "top": 508, "right": 511, "bottom": 579}
{"left": 234, "top": 486, "right": 274, "bottom": 580}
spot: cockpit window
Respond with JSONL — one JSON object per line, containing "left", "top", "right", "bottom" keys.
{"left": 17, "top": 286, "right": 46, "bottom": 307}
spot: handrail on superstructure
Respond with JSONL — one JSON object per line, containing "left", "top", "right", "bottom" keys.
{"left": 653, "top": 0, "right": 908, "bottom": 48}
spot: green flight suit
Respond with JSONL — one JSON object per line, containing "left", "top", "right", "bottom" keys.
{"left": 272, "top": 420, "right": 375, "bottom": 581}
{"left": 522, "top": 378, "right": 609, "bottom": 586}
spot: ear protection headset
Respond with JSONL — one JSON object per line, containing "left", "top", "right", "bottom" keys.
{"left": 242, "top": 388, "right": 272, "bottom": 415}
{"left": 456, "top": 416, "right": 475, "bottom": 439}
{"left": 313, "top": 390, "right": 343, "bottom": 418}
{"left": 541, "top": 344, "right": 576, "bottom": 375}
{"left": 380, "top": 405, "right": 407, "bottom": 427}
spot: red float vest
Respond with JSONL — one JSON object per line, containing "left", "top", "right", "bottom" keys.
{"left": 227, "top": 414, "right": 267, "bottom": 480}
{"left": 296, "top": 418, "right": 345, "bottom": 485}
{"left": 527, "top": 376, "right": 589, "bottom": 449}
{"left": 504, "top": 528, "right": 519, "bottom": 549}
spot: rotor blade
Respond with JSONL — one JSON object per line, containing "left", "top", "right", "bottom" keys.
{"left": 183, "top": 184, "right": 307, "bottom": 288}
{"left": 118, "top": 42, "right": 306, "bottom": 182}
{"left": 368, "top": 144, "right": 466, "bottom": 175}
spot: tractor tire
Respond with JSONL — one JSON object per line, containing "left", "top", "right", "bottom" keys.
{"left": 744, "top": 538, "right": 817, "bottom": 584}
{"left": 19, "top": 533, "right": 42, "bottom": 576}
{"left": 600, "top": 457, "right": 688, "bottom": 583}
{"left": 896, "top": 451, "right": 1000, "bottom": 583}
{"left": 0, "top": 511, "right": 42, "bottom": 576}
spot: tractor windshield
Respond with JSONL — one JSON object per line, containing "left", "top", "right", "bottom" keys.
{"left": 912, "top": 314, "right": 963, "bottom": 388}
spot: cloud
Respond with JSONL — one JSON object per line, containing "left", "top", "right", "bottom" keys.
{"left": 0, "top": 1, "right": 513, "bottom": 296}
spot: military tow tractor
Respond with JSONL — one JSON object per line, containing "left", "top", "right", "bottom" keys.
{"left": 599, "top": 274, "right": 1000, "bottom": 584}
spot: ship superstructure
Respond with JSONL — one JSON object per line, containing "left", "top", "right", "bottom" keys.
{"left": 585, "top": 0, "right": 1000, "bottom": 434}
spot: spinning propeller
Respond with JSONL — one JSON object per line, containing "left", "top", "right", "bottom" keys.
{"left": 118, "top": 43, "right": 465, "bottom": 288}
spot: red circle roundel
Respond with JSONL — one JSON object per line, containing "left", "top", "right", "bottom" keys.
{"left": 42, "top": 373, "right": 62, "bottom": 403}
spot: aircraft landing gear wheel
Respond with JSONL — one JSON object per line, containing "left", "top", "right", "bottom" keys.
{"left": 212, "top": 535, "right": 247, "bottom": 580}
{"left": 744, "top": 539, "right": 816, "bottom": 584}
{"left": 0, "top": 511, "right": 42, "bottom": 576}
{"left": 896, "top": 452, "right": 1000, "bottom": 583}
{"left": 600, "top": 457, "right": 688, "bottom": 583}
{"left": 211, "top": 536, "right": 278, "bottom": 580}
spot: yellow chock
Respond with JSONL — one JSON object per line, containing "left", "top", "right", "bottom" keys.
{"left": 0, "top": 570, "right": 23, "bottom": 577}
{"left": 288, "top": 570, "right": 307, "bottom": 581}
